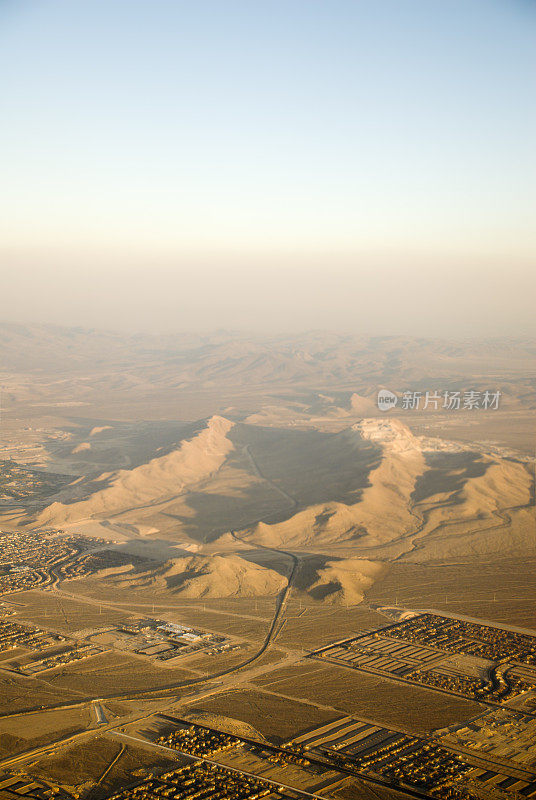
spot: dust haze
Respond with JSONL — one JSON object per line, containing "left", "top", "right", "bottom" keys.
{"left": 2, "top": 251, "right": 536, "bottom": 336}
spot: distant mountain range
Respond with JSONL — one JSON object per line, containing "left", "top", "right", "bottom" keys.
{"left": 1, "top": 322, "right": 534, "bottom": 398}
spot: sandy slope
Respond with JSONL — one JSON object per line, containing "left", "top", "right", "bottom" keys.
{"left": 102, "top": 553, "right": 287, "bottom": 598}
{"left": 239, "top": 419, "right": 533, "bottom": 566}
{"left": 403, "top": 457, "right": 535, "bottom": 561}
{"left": 34, "top": 413, "right": 533, "bottom": 602}
{"left": 245, "top": 418, "right": 426, "bottom": 549}
{"left": 93, "top": 550, "right": 383, "bottom": 604}
{"left": 89, "top": 426, "right": 112, "bottom": 436}
{"left": 305, "top": 557, "right": 386, "bottom": 604}
{"left": 38, "top": 416, "right": 234, "bottom": 525}
{"left": 419, "top": 456, "right": 531, "bottom": 528}
{"left": 71, "top": 442, "right": 91, "bottom": 454}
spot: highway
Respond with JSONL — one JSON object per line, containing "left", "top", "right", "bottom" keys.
{"left": 0, "top": 704, "right": 161, "bottom": 770}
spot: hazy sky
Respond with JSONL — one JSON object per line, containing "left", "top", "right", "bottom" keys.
{"left": 1, "top": 0, "right": 535, "bottom": 336}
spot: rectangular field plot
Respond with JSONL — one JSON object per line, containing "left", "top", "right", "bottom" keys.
{"left": 320, "top": 634, "right": 444, "bottom": 678}
{"left": 349, "top": 635, "right": 442, "bottom": 661}
{"left": 287, "top": 715, "right": 416, "bottom": 758}
{"left": 285, "top": 715, "right": 476, "bottom": 795}
{"left": 313, "top": 612, "right": 536, "bottom": 704}
{"left": 383, "top": 613, "right": 536, "bottom": 664}
{"left": 463, "top": 768, "right": 536, "bottom": 797}
{"left": 441, "top": 709, "right": 536, "bottom": 773}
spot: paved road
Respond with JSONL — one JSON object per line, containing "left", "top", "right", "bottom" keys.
{"left": 243, "top": 444, "right": 298, "bottom": 509}
{"left": 0, "top": 706, "right": 155, "bottom": 769}
{"left": 0, "top": 533, "right": 302, "bottom": 720}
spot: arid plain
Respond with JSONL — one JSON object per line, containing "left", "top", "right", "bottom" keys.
{"left": 0, "top": 323, "right": 535, "bottom": 800}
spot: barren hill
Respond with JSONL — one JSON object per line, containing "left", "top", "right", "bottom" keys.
{"left": 237, "top": 418, "right": 534, "bottom": 564}
{"left": 244, "top": 418, "right": 426, "bottom": 550}
{"left": 101, "top": 553, "right": 288, "bottom": 598}
{"left": 91, "top": 550, "right": 383, "bottom": 604}
{"left": 301, "top": 557, "right": 386, "bottom": 605}
{"left": 37, "top": 415, "right": 234, "bottom": 526}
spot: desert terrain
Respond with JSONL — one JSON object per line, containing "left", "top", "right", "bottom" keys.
{"left": 0, "top": 324, "right": 534, "bottom": 800}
